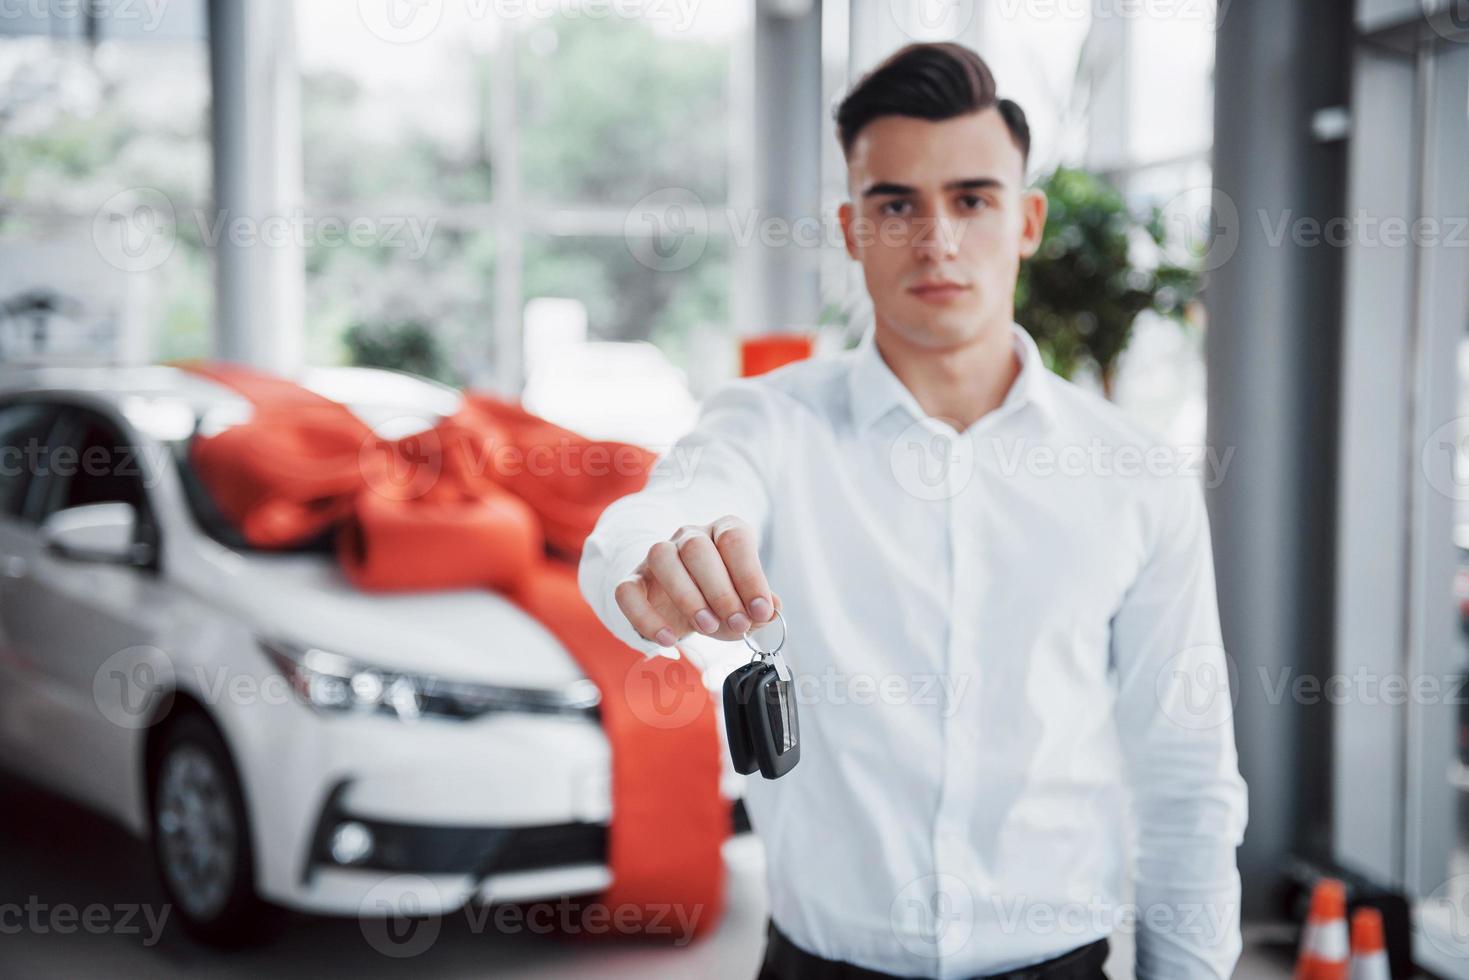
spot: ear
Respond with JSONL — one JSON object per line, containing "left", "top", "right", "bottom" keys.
{"left": 1017, "top": 187, "right": 1048, "bottom": 260}
{"left": 838, "top": 201, "right": 860, "bottom": 262}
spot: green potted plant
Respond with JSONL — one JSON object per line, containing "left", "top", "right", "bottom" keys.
{"left": 343, "top": 319, "right": 453, "bottom": 384}
{"left": 1016, "top": 166, "right": 1202, "bottom": 398}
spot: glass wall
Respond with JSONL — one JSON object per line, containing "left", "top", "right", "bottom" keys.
{"left": 294, "top": 2, "right": 748, "bottom": 405}
{"left": 1334, "top": 10, "right": 1469, "bottom": 976}
{"left": 1413, "top": 32, "right": 1469, "bottom": 980}
{"left": 0, "top": 5, "right": 212, "bottom": 363}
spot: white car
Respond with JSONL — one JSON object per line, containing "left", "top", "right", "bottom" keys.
{"left": 0, "top": 364, "right": 749, "bottom": 945}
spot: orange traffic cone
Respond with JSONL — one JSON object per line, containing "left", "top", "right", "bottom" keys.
{"left": 1348, "top": 906, "right": 1390, "bottom": 980}
{"left": 1296, "top": 878, "right": 1349, "bottom": 980}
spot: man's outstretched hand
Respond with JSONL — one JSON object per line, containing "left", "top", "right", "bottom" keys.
{"left": 614, "top": 514, "right": 781, "bottom": 647}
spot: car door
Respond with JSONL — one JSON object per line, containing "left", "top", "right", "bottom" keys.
{"left": 0, "top": 398, "right": 67, "bottom": 776}
{"left": 0, "top": 404, "right": 174, "bottom": 817}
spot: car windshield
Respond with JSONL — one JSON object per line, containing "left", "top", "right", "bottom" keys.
{"left": 170, "top": 371, "right": 460, "bottom": 554}
{"left": 171, "top": 438, "right": 331, "bottom": 553}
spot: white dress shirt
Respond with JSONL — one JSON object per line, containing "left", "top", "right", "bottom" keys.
{"left": 578, "top": 322, "right": 1249, "bottom": 979}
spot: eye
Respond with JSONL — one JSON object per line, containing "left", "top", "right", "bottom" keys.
{"left": 958, "top": 194, "right": 987, "bottom": 211}
{"left": 878, "top": 199, "right": 912, "bottom": 217}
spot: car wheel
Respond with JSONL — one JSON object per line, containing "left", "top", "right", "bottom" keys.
{"left": 149, "top": 711, "right": 275, "bottom": 946}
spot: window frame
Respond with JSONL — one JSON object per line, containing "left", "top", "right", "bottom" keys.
{"left": 30, "top": 402, "right": 164, "bottom": 575}
{"left": 0, "top": 397, "right": 67, "bottom": 528}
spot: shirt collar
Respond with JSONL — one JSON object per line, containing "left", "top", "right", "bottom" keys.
{"left": 847, "top": 320, "right": 1056, "bottom": 433}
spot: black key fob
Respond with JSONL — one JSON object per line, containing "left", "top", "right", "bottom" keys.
{"left": 722, "top": 610, "right": 800, "bottom": 780}
{"left": 722, "top": 661, "right": 765, "bottom": 775}
{"left": 749, "top": 665, "right": 800, "bottom": 778}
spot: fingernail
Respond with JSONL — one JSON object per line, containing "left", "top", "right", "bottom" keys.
{"left": 749, "top": 597, "right": 773, "bottom": 622}
{"left": 728, "top": 612, "right": 751, "bottom": 633}
{"left": 655, "top": 627, "right": 677, "bottom": 647}
{"left": 694, "top": 609, "right": 720, "bottom": 634}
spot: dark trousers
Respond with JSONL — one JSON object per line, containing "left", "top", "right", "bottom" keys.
{"left": 755, "top": 918, "right": 1110, "bottom": 980}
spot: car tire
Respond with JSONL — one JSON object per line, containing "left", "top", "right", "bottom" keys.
{"left": 149, "top": 710, "right": 278, "bottom": 946}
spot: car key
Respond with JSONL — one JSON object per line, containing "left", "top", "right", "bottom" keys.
{"left": 722, "top": 660, "right": 764, "bottom": 775}
{"left": 749, "top": 655, "right": 799, "bottom": 778}
{"left": 721, "top": 610, "right": 800, "bottom": 780}
{"left": 723, "top": 610, "right": 788, "bottom": 774}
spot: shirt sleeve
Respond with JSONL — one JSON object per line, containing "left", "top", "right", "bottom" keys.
{"left": 1109, "top": 475, "right": 1250, "bottom": 980}
{"left": 577, "top": 378, "right": 780, "bottom": 660}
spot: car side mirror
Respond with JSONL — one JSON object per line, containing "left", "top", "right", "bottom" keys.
{"left": 41, "top": 502, "right": 154, "bottom": 567}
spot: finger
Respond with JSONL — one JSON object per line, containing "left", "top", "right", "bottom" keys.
{"left": 644, "top": 576, "right": 688, "bottom": 628}
{"left": 711, "top": 516, "right": 774, "bottom": 624}
{"left": 641, "top": 579, "right": 712, "bottom": 665}
{"left": 647, "top": 577, "right": 711, "bottom": 648}
{"left": 675, "top": 530, "right": 748, "bottom": 633}
{"left": 646, "top": 539, "right": 722, "bottom": 635}
{"left": 614, "top": 576, "right": 678, "bottom": 648}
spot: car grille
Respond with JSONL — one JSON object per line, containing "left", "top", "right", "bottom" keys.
{"left": 307, "top": 793, "right": 752, "bottom": 879}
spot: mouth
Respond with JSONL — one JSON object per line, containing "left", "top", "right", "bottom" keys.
{"left": 907, "top": 281, "right": 971, "bottom": 304}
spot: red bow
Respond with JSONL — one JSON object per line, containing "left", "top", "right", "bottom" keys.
{"left": 179, "top": 361, "right": 728, "bottom": 940}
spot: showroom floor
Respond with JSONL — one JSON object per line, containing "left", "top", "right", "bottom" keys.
{"left": 0, "top": 772, "right": 1332, "bottom": 979}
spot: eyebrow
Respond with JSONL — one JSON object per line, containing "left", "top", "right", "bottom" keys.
{"left": 861, "top": 177, "right": 1005, "bottom": 198}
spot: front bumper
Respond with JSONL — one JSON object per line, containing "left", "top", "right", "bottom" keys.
{"left": 299, "top": 787, "right": 752, "bottom": 916}
{"left": 305, "top": 782, "right": 751, "bottom": 879}
{"left": 223, "top": 678, "right": 749, "bottom": 917}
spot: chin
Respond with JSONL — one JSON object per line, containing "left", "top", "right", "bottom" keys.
{"left": 891, "top": 305, "right": 984, "bottom": 349}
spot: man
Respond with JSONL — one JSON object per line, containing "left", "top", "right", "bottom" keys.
{"left": 579, "top": 42, "right": 1248, "bottom": 980}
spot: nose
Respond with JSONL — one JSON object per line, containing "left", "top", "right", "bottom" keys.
{"left": 914, "top": 213, "right": 962, "bottom": 262}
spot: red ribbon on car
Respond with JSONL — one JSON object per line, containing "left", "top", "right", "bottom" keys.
{"left": 178, "top": 361, "right": 728, "bottom": 941}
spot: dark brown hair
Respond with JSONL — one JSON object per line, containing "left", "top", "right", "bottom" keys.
{"left": 834, "top": 42, "right": 1030, "bottom": 168}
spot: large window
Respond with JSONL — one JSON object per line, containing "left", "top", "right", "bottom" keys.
{"left": 295, "top": 2, "right": 748, "bottom": 395}
{"left": 0, "top": 7, "right": 212, "bottom": 363}
{"left": 1105, "top": 10, "right": 1216, "bottom": 448}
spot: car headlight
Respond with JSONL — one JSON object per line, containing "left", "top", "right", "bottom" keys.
{"left": 257, "top": 637, "right": 601, "bottom": 722}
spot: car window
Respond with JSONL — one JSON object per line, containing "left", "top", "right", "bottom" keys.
{"left": 31, "top": 408, "right": 161, "bottom": 575}
{"left": 44, "top": 409, "right": 152, "bottom": 522}
{"left": 0, "top": 400, "right": 62, "bottom": 524}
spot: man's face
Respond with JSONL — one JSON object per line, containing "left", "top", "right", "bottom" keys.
{"left": 838, "top": 107, "right": 1046, "bottom": 352}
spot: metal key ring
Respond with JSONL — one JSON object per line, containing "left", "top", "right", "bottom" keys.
{"left": 742, "top": 608, "right": 786, "bottom": 660}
